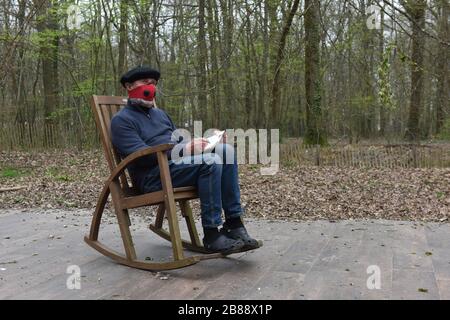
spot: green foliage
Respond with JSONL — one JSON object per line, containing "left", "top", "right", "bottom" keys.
{"left": 350, "top": 95, "right": 376, "bottom": 111}
{"left": 46, "top": 107, "right": 74, "bottom": 121}
{"left": 377, "top": 43, "right": 396, "bottom": 111}
{"left": 437, "top": 119, "right": 450, "bottom": 141}
{"left": 436, "top": 192, "right": 445, "bottom": 200}
{"left": 13, "top": 196, "right": 25, "bottom": 204}
{"left": 68, "top": 158, "right": 79, "bottom": 166}
{"left": 45, "top": 167, "right": 73, "bottom": 182}
{"left": 72, "top": 79, "right": 97, "bottom": 98}
{"left": 1, "top": 167, "right": 23, "bottom": 178}
{"left": 304, "top": 129, "right": 328, "bottom": 147}
{"left": 253, "top": 41, "right": 265, "bottom": 57}
{"left": 30, "top": 28, "right": 61, "bottom": 51}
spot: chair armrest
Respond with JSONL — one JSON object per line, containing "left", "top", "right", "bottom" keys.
{"left": 107, "top": 144, "right": 175, "bottom": 184}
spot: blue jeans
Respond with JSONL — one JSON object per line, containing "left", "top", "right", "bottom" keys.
{"left": 142, "top": 143, "right": 244, "bottom": 228}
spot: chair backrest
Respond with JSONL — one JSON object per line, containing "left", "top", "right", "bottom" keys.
{"left": 90, "top": 95, "right": 133, "bottom": 193}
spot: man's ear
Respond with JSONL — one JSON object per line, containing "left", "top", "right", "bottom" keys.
{"left": 125, "top": 83, "right": 133, "bottom": 91}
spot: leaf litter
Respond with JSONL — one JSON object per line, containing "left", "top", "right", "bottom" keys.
{"left": 0, "top": 150, "right": 449, "bottom": 222}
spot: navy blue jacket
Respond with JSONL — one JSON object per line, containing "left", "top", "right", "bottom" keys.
{"left": 110, "top": 104, "right": 183, "bottom": 192}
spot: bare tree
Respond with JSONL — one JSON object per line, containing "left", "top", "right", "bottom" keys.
{"left": 403, "top": 0, "right": 427, "bottom": 141}
{"left": 304, "top": 0, "right": 327, "bottom": 145}
{"left": 435, "top": 0, "right": 449, "bottom": 134}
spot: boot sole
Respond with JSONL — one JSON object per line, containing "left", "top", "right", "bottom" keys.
{"left": 204, "top": 245, "right": 245, "bottom": 256}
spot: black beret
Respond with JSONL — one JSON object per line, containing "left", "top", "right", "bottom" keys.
{"left": 120, "top": 66, "right": 161, "bottom": 87}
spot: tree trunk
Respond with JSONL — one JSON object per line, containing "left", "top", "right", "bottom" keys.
{"left": 304, "top": 0, "right": 327, "bottom": 146}
{"left": 269, "top": 0, "right": 300, "bottom": 130}
{"left": 219, "top": 0, "right": 234, "bottom": 128}
{"left": 35, "top": 0, "right": 60, "bottom": 147}
{"left": 436, "top": 0, "right": 449, "bottom": 134}
{"left": 404, "top": 0, "right": 426, "bottom": 141}
{"left": 36, "top": 0, "right": 59, "bottom": 120}
{"left": 266, "top": 0, "right": 279, "bottom": 128}
{"left": 206, "top": 0, "right": 220, "bottom": 128}
{"left": 197, "top": 0, "right": 208, "bottom": 124}
{"left": 117, "top": 0, "right": 129, "bottom": 94}
{"left": 379, "top": 7, "right": 386, "bottom": 136}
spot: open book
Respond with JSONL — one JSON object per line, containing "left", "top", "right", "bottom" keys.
{"left": 203, "top": 130, "right": 225, "bottom": 153}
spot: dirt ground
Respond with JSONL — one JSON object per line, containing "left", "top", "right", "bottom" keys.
{"left": 0, "top": 150, "right": 449, "bottom": 222}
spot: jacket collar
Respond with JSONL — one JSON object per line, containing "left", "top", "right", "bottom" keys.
{"left": 125, "top": 103, "right": 151, "bottom": 117}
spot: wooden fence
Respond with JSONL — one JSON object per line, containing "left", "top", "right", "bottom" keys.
{"left": 281, "top": 142, "right": 450, "bottom": 168}
{"left": 0, "top": 119, "right": 99, "bottom": 150}
{"left": 1, "top": 121, "right": 449, "bottom": 168}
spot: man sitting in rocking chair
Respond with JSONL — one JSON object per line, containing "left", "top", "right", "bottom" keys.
{"left": 111, "top": 66, "right": 261, "bottom": 255}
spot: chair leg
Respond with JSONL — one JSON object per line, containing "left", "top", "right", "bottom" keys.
{"left": 88, "top": 182, "right": 111, "bottom": 241}
{"left": 124, "top": 209, "right": 132, "bottom": 227}
{"left": 164, "top": 198, "right": 184, "bottom": 261}
{"left": 180, "top": 200, "right": 202, "bottom": 247}
{"left": 110, "top": 183, "right": 137, "bottom": 261}
{"left": 115, "top": 208, "right": 137, "bottom": 260}
{"left": 154, "top": 203, "right": 165, "bottom": 229}
{"left": 157, "top": 151, "right": 184, "bottom": 261}
{"left": 149, "top": 200, "right": 210, "bottom": 254}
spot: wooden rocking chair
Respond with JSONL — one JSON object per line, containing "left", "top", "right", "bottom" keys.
{"left": 84, "top": 95, "right": 228, "bottom": 271}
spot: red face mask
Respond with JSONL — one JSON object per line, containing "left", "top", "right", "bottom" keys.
{"left": 128, "top": 84, "right": 156, "bottom": 101}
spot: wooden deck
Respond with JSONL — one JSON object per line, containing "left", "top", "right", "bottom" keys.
{"left": 0, "top": 209, "right": 449, "bottom": 300}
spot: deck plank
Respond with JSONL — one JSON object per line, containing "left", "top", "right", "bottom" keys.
{"left": 1, "top": 209, "right": 449, "bottom": 300}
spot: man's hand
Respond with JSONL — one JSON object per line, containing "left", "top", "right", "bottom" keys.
{"left": 186, "top": 138, "right": 209, "bottom": 155}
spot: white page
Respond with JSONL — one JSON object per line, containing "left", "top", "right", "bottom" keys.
{"left": 203, "top": 131, "right": 225, "bottom": 153}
